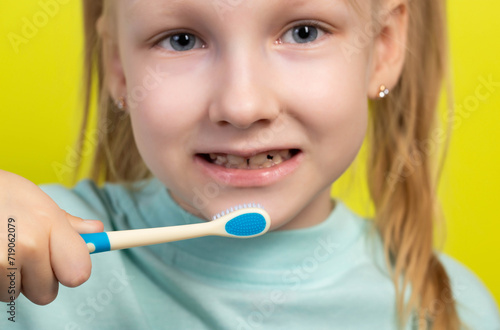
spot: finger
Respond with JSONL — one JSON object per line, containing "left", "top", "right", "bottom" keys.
{"left": 65, "top": 212, "right": 104, "bottom": 234}
{"left": 50, "top": 218, "right": 93, "bottom": 288}
{"left": 19, "top": 236, "right": 59, "bottom": 305}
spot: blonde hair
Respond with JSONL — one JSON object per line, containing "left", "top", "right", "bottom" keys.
{"left": 80, "top": 0, "right": 461, "bottom": 328}
{"left": 81, "top": 0, "right": 148, "bottom": 182}
{"left": 369, "top": 0, "right": 462, "bottom": 329}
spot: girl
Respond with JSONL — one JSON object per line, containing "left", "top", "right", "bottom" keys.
{"left": 1, "top": 0, "right": 499, "bottom": 329}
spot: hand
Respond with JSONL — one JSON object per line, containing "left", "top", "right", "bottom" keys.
{"left": 0, "top": 170, "right": 103, "bottom": 305}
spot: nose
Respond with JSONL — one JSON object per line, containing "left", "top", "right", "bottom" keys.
{"left": 208, "top": 49, "right": 280, "bottom": 129}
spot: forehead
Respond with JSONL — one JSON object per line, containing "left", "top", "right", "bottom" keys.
{"left": 120, "top": 0, "right": 365, "bottom": 16}
{"left": 109, "top": 0, "right": 374, "bottom": 36}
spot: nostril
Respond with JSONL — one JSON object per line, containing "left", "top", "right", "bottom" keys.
{"left": 208, "top": 85, "right": 280, "bottom": 130}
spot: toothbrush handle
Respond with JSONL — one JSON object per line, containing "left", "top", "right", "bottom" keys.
{"left": 81, "top": 222, "right": 219, "bottom": 254}
{"left": 81, "top": 232, "right": 111, "bottom": 254}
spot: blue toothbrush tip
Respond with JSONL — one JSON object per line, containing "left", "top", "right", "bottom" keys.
{"left": 225, "top": 213, "right": 267, "bottom": 237}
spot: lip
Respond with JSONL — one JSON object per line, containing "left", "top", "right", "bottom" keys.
{"left": 194, "top": 149, "right": 303, "bottom": 187}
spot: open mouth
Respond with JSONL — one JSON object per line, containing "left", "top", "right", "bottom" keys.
{"left": 198, "top": 149, "right": 300, "bottom": 170}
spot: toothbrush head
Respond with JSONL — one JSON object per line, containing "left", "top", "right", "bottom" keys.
{"left": 212, "top": 204, "right": 271, "bottom": 238}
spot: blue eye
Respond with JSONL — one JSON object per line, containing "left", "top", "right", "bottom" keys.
{"left": 158, "top": 32, "right": 205, "bottom": 52}
{"left": 281, "top": 25, "right": 325, "bottom": 44}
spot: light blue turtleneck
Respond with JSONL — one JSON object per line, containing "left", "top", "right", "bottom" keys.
{"left": 2, "top": 179, "right": 498, "bottom": 330}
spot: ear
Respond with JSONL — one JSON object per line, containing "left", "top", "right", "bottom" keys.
{"left": 367, "top": 1, "right": 409, "bottom": 99}
{"left": 97, "top": 16, "right": 127, "bottom": 103}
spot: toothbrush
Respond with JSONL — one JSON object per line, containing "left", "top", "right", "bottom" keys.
{"left": 80, "top": 204, "right": 271, "bottom": 254}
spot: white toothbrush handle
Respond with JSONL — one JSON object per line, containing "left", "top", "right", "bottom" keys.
{"left": 81, "top": 221, "right": 219, "bottom": 254}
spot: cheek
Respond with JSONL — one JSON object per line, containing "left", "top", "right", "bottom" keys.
{"left": 277, "top": 52, "right": 370, "bottom": 180}
{"left": 125, "top": 71, "right": 205, "bottom": 186}
{"left": 281, "top": 54, "right": 369, "bottom": 142}
{"left": 125, "top": 65, "right": 207, "bottom": 152}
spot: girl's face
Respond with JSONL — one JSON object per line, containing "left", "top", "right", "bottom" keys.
{"left": 109, "top": 0, "right": 384, "bottom": 230}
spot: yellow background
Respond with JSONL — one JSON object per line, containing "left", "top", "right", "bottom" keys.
{"left": 1, "top": 1, "right": 499, "bottom": 307}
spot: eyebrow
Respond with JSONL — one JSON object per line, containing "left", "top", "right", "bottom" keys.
{"left": 126, "top": 0, "right": 192, "bottom": 17}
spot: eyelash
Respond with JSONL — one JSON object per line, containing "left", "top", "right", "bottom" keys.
{"left": 277, "top": 21, "right": 329, "bottom": 45}
{"left": 153, "top": 20, "right": 330, "bottom": 52}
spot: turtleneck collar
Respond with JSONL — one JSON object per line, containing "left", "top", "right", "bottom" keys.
{"left": 109, "top": 179, "right": 371, "bottom": 287}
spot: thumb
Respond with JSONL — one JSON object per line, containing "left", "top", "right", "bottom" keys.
{"left": 64, "top": 212, "right": 104, "bottom": 234}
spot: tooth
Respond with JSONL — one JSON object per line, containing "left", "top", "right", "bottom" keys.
{"left": 261, "top": 160, "right": 274, "bottom": 168}
{"left": 248, "top": 153, "right": 268, "bottom": 166}
{"left": 273, "top": 154, "right": 283, "bottom": 164}
{"left": 209, "top": 149, "right": 292, "bottom": 169}
{"left": 215, "top": 155, "right": 227, "bottom": 165}
{"left": 279, "top": 150, "right": 291, "bottom": 159}
{"left": 249, "top": 162, "right": 261, "bottom": 170}
{"left": 227, "top": 154, "right": 245, "bottom": 165}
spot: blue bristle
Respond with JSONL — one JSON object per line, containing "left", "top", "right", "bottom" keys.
{"left": 225, "top": 213, "right": 267, "bottom": 237}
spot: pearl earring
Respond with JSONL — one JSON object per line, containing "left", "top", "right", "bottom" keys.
{"left": 379, "top": 85, "right": 390, "bottom": 98}
{"left": 116, "top": 96, "right": 127, "bottom": 110}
